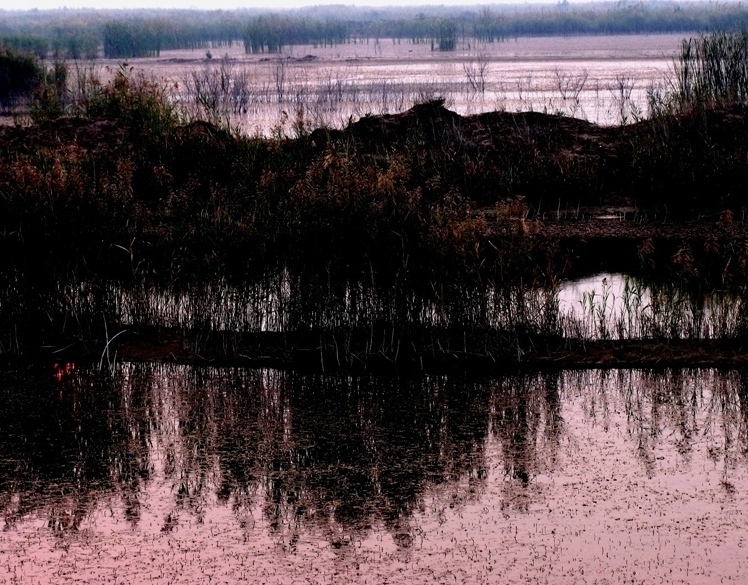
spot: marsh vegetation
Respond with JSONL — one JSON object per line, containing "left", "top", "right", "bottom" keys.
{"left": 2, "top": 2, "right": 748, "bottom": 129}
{"left": 2, "top": 9, "right": 748, "bottom": 583}
{"left": 1, "top": 29, "right": 748, "bottom": 367}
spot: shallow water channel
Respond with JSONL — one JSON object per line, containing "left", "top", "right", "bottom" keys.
{"left": 1, "top": 365, "right": 746, "bottom": 583}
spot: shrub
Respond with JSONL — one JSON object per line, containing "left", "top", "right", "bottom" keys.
{"left": 30, "top": 59, "right": 69, "bottom": 122}
{"left": 82, "top": 65, "right": 181, "bottom": 138}
{"left": 0, "top": 47, "right": 43, "bottom": 114}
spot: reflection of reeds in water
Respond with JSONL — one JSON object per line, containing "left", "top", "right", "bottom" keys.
{"left": 562, "top": 369, "right": 748, "bottom": 484}
{"left": 1, "top": 365, "right": 747, "bottom": 543}
{"left": 0, "top": 366, "right": 548, "bottom": 542}
{"left": 0, "top": 365, "right": 150, "bottom": 533}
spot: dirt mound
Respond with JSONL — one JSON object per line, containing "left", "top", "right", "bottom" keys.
{"left": 3, "top": 102, "right": 748, "bottom": 215}
{"left": 314, "top": 99, "right": 619, "bottom": 156}
{"left": 173, "top": 119, "right": 233, "bottom": 145}
{"left": 0, "top": 116, "right": 127, "bottom": 154}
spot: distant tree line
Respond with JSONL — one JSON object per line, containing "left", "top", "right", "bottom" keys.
{"left": 2, "top": 4, "right": 748, "bottom": 59}
{"left": 242, "top": 16, "right": 348, "bottom": 53}
{"left": 239, "top": 5, "right": 748, "bottom": 53}
{"left": 0, "top": 33, "right": 99, "bottom": 60}
{"left": 103, "top": 21, "right": 162, "bottom": 58}
{"left": 495, "top": 4, "right": 748, "bottom": 37}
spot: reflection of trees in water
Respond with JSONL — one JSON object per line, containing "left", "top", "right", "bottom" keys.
{"left": 221, "top": 372, "right": 494, "bottom": 548}
{"left": 2, "top": 365, "right": 748, "bottom": 542}
{"left": 0, "top": 366, "right": 514, "bottom": 543}
{"left": 487, "top": 373, "right": 563, "bottom": 513}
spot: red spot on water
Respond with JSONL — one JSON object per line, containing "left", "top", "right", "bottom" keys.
{"left": 53, "top": 362, "right": 76, "bottom": 382}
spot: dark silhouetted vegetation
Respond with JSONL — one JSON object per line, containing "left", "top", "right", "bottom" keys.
{"left": 0, "top": 46, "right": 43, "bottom": 113}
{"left": 0, "top": 27, "right": 748, "bottom": 366}
{"left": 674, "top": 30, "right": 748, "bottom": 110}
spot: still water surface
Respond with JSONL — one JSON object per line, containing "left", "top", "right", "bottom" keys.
{"left": 1, "top": 365, "right": 746, "bottom": 583}
{"left": 118, "top": 34, "right": 681, "bottom": 131}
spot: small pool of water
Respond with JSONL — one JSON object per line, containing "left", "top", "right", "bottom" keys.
{"left": 558, "top": 272, "right": 746, "bottom": 339}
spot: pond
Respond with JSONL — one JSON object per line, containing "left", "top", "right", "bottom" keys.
{"left": 1, "top": 364, "right": 746, "bottom": 583}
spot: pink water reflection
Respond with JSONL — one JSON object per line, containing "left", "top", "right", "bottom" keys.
{"left": 1, "top": 367, "right": 746, "bottom": 584}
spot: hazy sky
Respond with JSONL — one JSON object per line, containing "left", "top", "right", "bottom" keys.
{"left": 3, "top": 0, "right": 560, "bottom": 11}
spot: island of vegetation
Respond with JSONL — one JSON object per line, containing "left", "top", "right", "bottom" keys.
{"left": 1, "top": 8, "right": 747, "bottom": 370}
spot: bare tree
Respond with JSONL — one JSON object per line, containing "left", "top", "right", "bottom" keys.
{"left": 463, "top": 53, "right": 489, "bottom": 95}
{"left": 611, "top": 73, "right": 635, "bottom": 124}
{"left": 183, "top": 55, "right": 254, "bottom": 126}
{"left": 554, "top": 68, "right": 588, "bottom": 103}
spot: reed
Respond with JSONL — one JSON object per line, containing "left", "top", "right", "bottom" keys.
{"left": 672, "top": 31, "right": 748, "bottom": 111}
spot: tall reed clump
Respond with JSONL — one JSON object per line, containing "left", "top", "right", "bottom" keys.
{"left": 652, "top": 30, "right": 748, "bottom": 115}
{"left": 625, "top": 30, "right": 748, "bottom": 210}
{"left": 29, "top": 59, "right": 69, "bottom": 121}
